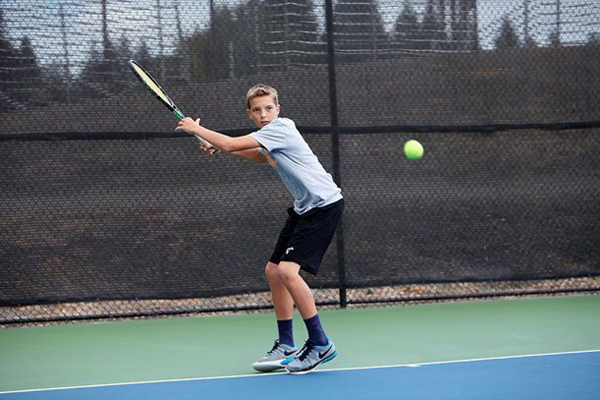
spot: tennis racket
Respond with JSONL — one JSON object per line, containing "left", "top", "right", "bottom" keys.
{"left": 128, "top": 59, "right": 210, "bottom": 147}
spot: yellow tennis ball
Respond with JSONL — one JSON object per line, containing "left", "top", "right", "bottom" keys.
{"left": 404, "top": 140, "right": 424, "bottom": 160}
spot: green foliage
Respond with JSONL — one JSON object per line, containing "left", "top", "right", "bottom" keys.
{"left": 587, "top": 32, "right": 600, "bottom": 45}
{"left": 187, "top": 5, "right": 235, "bottom": 82}
{"left": 334, "top": 0, "right": 388, "bottom": 60}
{"left": 548, "top": 28, "right": 561, "bottom": 47}
{"left": 261, "top": 0, "right": 323, "bottom": 67}
{"left": 0, "top": 9, "right": 43, "bottom": 108}
{"left": 0, "top": 9, "right": 16, "bottom": 87}
{"left": 495, "top": 16, "right": 521, "bottom": 50}
{"left": 394, "top": 1, "right": 420, "bottom": 50}
{"left": 78, "top": 40, "right": 123, "bottom": 95}
{"left": 230, "top": 0, "right": 265, "bottom": 75}
{"left": 421, "top": 0, "right": 447, "bottom": 50}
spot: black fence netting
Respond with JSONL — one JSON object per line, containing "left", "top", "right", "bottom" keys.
{"left": 1, "top": 0, "right": 600, "bottom": 324}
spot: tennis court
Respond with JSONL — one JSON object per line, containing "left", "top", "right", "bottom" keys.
{"left": 1, "top": 295, "right": 599, "bottom": 398}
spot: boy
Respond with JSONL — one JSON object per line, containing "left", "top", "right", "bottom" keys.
{"left": 175, "top": 84, "right": 344, "bottom": 375}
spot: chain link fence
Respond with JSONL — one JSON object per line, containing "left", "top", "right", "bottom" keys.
{"left": 1, "top": 0, "right": 600, "bottom": 325}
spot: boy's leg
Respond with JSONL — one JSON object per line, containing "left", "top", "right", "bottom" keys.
{"left": 277, "top": 261, "right": 337, "bottom": 374}
{"left": 277, "top": 261, "right": 328, "bottom": 346}
{"left": 252, "top": 262, "right": 298, "bottom": 372}
{"left": 276, "top": 261, "right": 317, "bottom": 319}
{"left": 265, "top": 261, "right": 295, "bottom": 347}
{"left": 265, "top": 261, "right": 295, "bottom": 320}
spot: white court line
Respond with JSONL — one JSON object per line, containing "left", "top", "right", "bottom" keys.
{"left": 1, "top": 349, "right": 599, "bottom": 395}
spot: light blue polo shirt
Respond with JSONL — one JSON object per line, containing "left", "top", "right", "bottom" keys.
{"left": 250, "top": 118, "right": 343, "bottom": 215}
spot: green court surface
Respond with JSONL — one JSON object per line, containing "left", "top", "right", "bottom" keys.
{"left": 1, "top": 295, "right": 599, "bottom": 393}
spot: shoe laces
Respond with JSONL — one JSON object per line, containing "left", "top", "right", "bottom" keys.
{"left": 297, "top": 340, "right": 315, "bottom": 361}
{"left": 266, "top": 340, "right": 282, "bottom": 356}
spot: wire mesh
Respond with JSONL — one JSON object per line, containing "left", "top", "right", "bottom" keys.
{"left": 1, "top": 0, "right": 599, "bottom": 324}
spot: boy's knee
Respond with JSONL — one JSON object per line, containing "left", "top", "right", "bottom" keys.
{"left": 265, "top": 261, "right": 279, "bottom": 279}
{"left": 276, "top": 261, "right": 300, "bottom": 283}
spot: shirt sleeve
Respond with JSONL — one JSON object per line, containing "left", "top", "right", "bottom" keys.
{"left": 249, "top": 119, "right": 289, "bottom": 152}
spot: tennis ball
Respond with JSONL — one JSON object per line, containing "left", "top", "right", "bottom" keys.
{"left": 404, "top": 140, "right": 424, "bottom": 160}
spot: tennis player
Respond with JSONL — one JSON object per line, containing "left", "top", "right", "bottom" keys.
{"left": 175, "top": 84, "right": 343, "bottom": 375}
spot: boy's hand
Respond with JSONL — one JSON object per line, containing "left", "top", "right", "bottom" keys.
{"left": 175, "top": 117, "right": 200, "bottom": 136}
{"left": 200, "top": 142, "right": 219, "bottom": 155}
{"left": 193, "top": 118, "right": 219, "bottom": 155}
{"left": 175, "top": 118, "right": 218, "bottom": 155}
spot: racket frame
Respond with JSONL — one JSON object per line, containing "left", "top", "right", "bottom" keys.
{"left": 128, "top": 59, "right": 209, "bottom": 146}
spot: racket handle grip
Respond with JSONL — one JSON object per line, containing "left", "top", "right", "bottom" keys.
{"left": 173, "top": 108, "right": 186, "bottom": 121}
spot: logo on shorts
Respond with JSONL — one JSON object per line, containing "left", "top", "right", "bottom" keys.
{"left": 285, "top": 247, "right": 294, "bottom": 255}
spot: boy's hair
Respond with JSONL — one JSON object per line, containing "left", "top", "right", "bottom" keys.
{"left": 246, "top": 84, "right": 279, "bottom": 109}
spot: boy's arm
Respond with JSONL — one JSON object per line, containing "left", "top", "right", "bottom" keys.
{"left": 176, "top": 118, "right": 260, "bottom": 153}
{"left": 229, "top": 148, "right": 267, "bottom": 164}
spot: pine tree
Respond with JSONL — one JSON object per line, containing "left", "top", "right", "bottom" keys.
{"left": 421, "top": 0, "right": 446, "bottom": 51}
{"left": 18, "top": 37, "right": 42, "bottom": 96}
{"left": 334, "top": 0, "right": 388, "bottom": 61}
{"left": 450, "top": 0, "right": 478, "bottom": 51}
{"left": 394, "top": 1, "right": 420, "bottom": 51}
{"left": 117, "top": 35, "right": 132, "bottom": 64}
{"left": 209, "top": 6, "right": 235, "bottom": 79}
{"left": 261, "top": 0, "right": 322, "bottom": 68}
{"left": 495, "top": 16, "right": 521, "bottom": 50}
{"left": 187, "top": 5, "right": 235, "bottom": 82}
{"left": 231, "top": 0, "right": 265, "bottom": 76}
{"left": 0, "top": 9, "right": 17, "bottom": 111}
{"left": 548, "top": 28, "right": 560, "bottom": 48}
{"left": 587, "top": 32, "right": 600, "bottom": 46}
{"left": 187, "top": 30, "right": 207, "bottom": 83}
{"left": 135, "top": 42, "right": 151, "bottom": 68}
{"left": 78, "top": 45, "right": 103, "bottom": 98}
{"left": 0, "top": 9, "right": 17, "bottom": 92}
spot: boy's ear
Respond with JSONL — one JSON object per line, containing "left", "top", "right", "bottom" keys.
{"left": 246, "top": 109, "right": 251, "bottom": 118}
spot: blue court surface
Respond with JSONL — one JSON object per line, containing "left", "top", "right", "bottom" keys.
{"left": 1, "top": 350, "right": 598, "bottom": 400}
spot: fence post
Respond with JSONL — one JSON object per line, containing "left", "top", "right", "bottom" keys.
{"left": 325, "top": 0, "right": 347, "bottom": 308}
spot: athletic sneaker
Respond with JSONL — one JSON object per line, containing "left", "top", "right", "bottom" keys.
{"left": 252, "top": 340, "right": 299, "bottom": 372}
{"left": 285, "top": 338, "right": 337, "bottom": 375}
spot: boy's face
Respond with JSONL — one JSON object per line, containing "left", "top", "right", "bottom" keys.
{"left": 246, "top": 95, "right": 281, "bottom": 129}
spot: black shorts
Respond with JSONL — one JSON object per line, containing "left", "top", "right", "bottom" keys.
{"left": 269, "top": 199, "right": 344, "bottom": 275}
